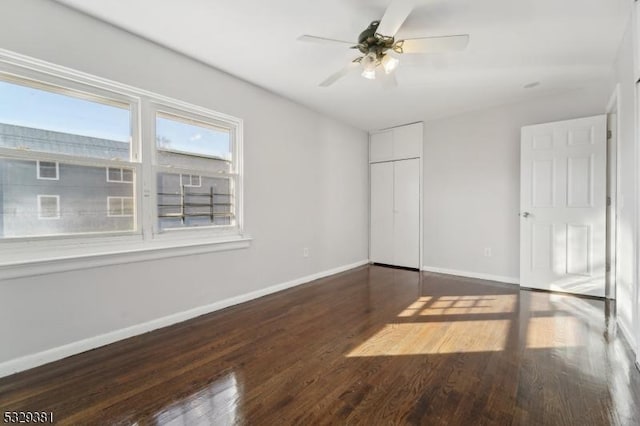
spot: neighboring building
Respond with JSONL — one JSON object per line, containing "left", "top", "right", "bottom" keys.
{"left": 0, "top": 123, "right": 133, "bottom": 238}
{"left": 0, "top": 123, "right": 231, "bottom": 238}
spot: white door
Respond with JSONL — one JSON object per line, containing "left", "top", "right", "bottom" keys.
{"left": 370, "top": 162, "right": 394, "bottom": 265}
{"left": 520, "top": 115, "right": 607, "bottom": 297}
{"left": 393, "top": 159, "right": 420, "bottom": 268}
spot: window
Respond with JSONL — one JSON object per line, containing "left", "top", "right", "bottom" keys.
{"left": 37, "top": 195, "right": 60, "bottom": 219}
{"left": 0, "top": 51, "right": 244, "bottom": 264}
{"left": 180, "top": 174, "right": 201, "bottom": 187}
{"left": 0, "top": 73, "right": 135, "bottom": 238}
{"left": 107, "top": 197, "right": 134, "bottom": 217}
{"left": 155, "top": 108, "right": 238, "bottom": 231}
{"left": 37, "top": 160, "right": 59, "bottom": 180}
{"left": 107, "top": 167, "right": 134, "bottom": 183}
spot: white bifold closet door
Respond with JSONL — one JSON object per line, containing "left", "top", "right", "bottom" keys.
{"left": 370, "top": 162, "right": 395, "bottom": 265}
{"left": 370, "top": 158, "right": 420, "bottom": 269}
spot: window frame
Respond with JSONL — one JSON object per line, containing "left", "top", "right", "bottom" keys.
{"left": 0, "top": 70, "right": 142, "bottom": 240}
{"left": 37, "top": 195, "right": 60, "bottom": 220}
{"left": 147, "top": 101, "right": 243, "bottom": 239}
{"left": 36, "top": 160, "right": 59, "bottom": 181}
{"left": 0, "top": 49, "right": 248, "bottom": 277}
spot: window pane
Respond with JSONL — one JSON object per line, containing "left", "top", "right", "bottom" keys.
{"left": 181, "top": 174, "right": 201, "bottom": 187}
{"left": 122, "top": 168, "right": 134, "bottom": 182}
{"left": 123, "top": 198, "right": 134, "bottom": 216}
{"left": 107, "top": 198, "right": 121, "bottom": 217}
{"left": 157, "top": 172, "right": 233, "bottom": 231}
{"left": 156, "top": 112, "right": 231, "bottom": 161}
{"left": 38, "top": 196, "right": 59, "bottom": 219}
{"left": 0, "top": 158, "right": 135, "bottom": 237}
{"left": 107, "top": 167, "right": 122, "bottom": 181}
{"left": 38, "top": 161, "right": 58, "bottom": 179}
{"left": 0, "top": 79, "right": 131, "bottom": 160}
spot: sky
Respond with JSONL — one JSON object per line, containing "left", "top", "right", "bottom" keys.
{"left": 156, "top": 116, "right": 230, "bottom": 160}
{"left": 0, "top": 80, "right": 231, "bottom": 160}
{"left": 0, "top": 80, "right": 131, "bottom": 142}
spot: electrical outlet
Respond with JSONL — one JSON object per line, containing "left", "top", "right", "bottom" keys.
{"left": 303, "top": 247, "right": 309, "bottom": 258}
{"left": 484, "top": 247, "right": 492, "bottom": 257}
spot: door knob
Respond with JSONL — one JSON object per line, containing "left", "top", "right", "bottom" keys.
{"left": 519, "top": 212, "right": 531, "bottom": 218}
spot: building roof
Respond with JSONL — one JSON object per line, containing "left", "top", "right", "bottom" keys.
{"left": 0, "top": 123, "right": 129, "bottom": 160}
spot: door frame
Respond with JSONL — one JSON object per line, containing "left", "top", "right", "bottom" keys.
{"left": 606, "top": 84, "right": 621, "bottom": 300}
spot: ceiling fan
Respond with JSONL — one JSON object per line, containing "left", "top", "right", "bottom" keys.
{"left": 297, "top": 0, "right": 470, "bottom": 88}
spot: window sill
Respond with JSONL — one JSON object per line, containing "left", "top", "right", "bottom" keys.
{"left": 0, "top": 235, "right": 252, "bottom": 280}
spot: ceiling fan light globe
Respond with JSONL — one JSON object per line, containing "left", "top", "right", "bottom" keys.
{"left": 361, "top": 69, "right": 376, "bottom": 80}
{"left": 361, "top": 52, "right": 378, "bottom": 71}
{"left": 382, "top": 55, "right": 399, "bottom": 74}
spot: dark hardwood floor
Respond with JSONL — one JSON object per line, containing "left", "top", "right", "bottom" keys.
{"left": 2, "top": 265, "right": 640, "bottom": 425}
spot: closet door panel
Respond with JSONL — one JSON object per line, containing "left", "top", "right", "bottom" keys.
{"left": 393, "top": 159, "right": 420, "bottom": 268}
{"left": 370, "top": 162, "right": 394, "bottom": 265}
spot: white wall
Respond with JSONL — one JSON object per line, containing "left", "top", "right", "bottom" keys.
{"left": 0, "top": 0, "right": 369, "bottom": 370}
{"left": 422, "top": 84, "right": 613, "bottom": 283}
{"left": 613, "top": 18, "right": 638, "bottom": 351}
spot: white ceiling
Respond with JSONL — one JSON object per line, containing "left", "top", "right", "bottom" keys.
{"left": 55, "top": 0, "right": 630, "bottom": 130}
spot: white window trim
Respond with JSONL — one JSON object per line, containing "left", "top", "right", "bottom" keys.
{"left": 180, "top": 173, "right": 202, "bottom": 188}
{"left": 0, "top": 234, "right": 252, "bottom": 280}
{"left": 36, "top": 160, "right": 59, "bottom": 181}
{"left": 107, "top": 196, "right": 134, "bottom": 217}
{"left": 0, "top": 48, "right": 248, "bottom": 277}
{"left": 37, "top": 195, "right": 60, "bottom": 220}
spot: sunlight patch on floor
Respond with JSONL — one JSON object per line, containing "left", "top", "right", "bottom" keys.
{"left": 347, "top": 320, "right": 512, "bottom": 356}
{"left": 397, "top": 294, "right": 517, "bottom": 317}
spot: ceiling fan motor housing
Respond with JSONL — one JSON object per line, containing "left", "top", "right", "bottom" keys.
{"left": 357, "top": 20, "right": 395, "bottom": 57}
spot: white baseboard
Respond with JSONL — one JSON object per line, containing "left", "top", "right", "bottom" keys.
{"left": 618, "top": 317, "right": 638, "bottom": 355}
{"left": 422, "top": 265, "right": 519, "bottom": 285}
{"left": 0, "top": 259, "right": 369, "bottom": 378}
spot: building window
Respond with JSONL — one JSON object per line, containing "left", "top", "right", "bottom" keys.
{"left": 37, "top": 195, "right": 60, "bottom": 219}
{"left": 107, "top": 197, "right": 134, "bottom": 217}
{"left": 106, "top": 167, "right": 134, "bottom": 183}
{"left": 37, "top": 160, "right": 59, "bottom": 180}
{"left": 180, "top": 174, "right": 201, "bottom": 187}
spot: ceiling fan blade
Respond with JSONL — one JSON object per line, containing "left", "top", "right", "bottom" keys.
{"left": 398, "top": 34, "right": 470, "bottom": 54}
{"left": 319, "top": 62, "right": 360, "bottom": 87}
{"left": 297, "top": 35, "right": 354, "bottom": 46}
{"left": 376, "top": 0, "right": 415, "bottom": 37}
